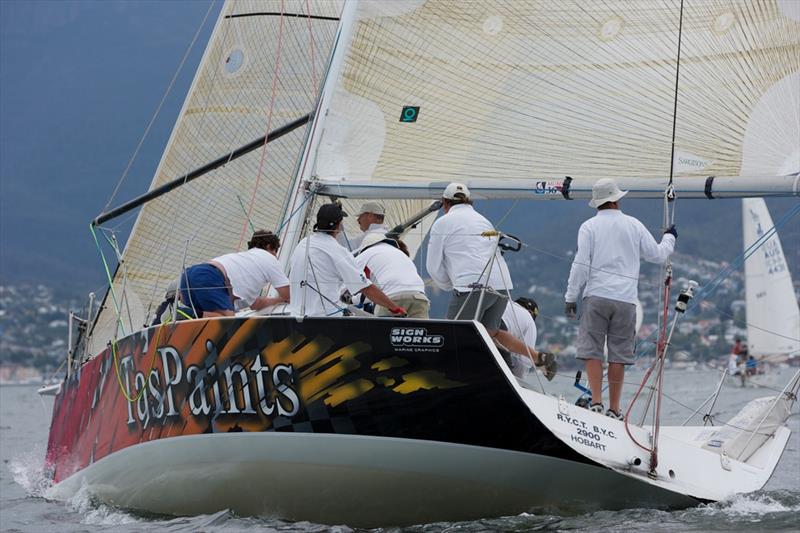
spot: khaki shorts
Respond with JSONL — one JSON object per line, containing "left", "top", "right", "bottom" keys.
{"left": 576, "top": 296, "right": 636, "bottom": 365}
{"left": 376, "top": 292, "right": 430, "bottom": 319}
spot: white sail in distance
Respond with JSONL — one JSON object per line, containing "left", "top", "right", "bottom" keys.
{"left": 742, "top": 199, "right": 800, "bottom": 358}
{"left": 313, "top": 0, "right": 799, "bottom": 196}
{"left": 90, "top": 0, "right": 342, "bottom": 354}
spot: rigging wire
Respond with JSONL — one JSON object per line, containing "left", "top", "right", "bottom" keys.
{"left": 101, "top": 1, "right": 216, "bottom": 213}
{"left": 237, "top": 0, "right": 287, "bottom": 251}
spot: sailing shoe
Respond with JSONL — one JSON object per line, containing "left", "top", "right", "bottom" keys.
{"left": 589, "top": 403, "right": 604, "bottom": 414}
{"left": 606, "top": 408, "right": 624, "bottom": 421}
{"left": 535, "top": 352, "right": 558, "bottom": 381}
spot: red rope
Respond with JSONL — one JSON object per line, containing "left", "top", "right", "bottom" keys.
{"left": 624, "top": 271, "right": 672, "bottom": 457}
{"left": 649, "top": 274, "right": 672, "bottom": 471}
{"left": 237, "top": 0, "right": 287, "bottom": 250}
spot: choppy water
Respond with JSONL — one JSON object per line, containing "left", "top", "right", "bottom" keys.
{"left": 2, "top": 368, "right": 798, "bottom": 532}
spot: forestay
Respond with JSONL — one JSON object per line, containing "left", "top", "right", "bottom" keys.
{"left": 89, "top": 0, "right": 342, "bottom": 355}
{"left": 314, "top": 0, "right": 799, "bottom": 195}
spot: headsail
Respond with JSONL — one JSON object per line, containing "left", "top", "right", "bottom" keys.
{"left": 89, "top": 0, "right": 342, "bottom": 354}
{"left": 313, "top": 0, "right": 799, "bottom": 196}
{"left": 742, "top": 198, "right": 800, "bottom": 358}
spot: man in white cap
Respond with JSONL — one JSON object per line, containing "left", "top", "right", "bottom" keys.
{"left": 342, "top": 202, "right": 389, "bottom": 251}
{"left": 565, "top": 178, "right": 677, "bottom": 420}
{"left": 355, "top": 233, "right": 430, "bottom": 318}
{"left": 427, "top": 182, "right": 551, "bottom": 365}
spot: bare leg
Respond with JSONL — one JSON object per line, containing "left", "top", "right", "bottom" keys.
{"left": 585, "top": 359, "right": 603, "bottom": 406}
{"left": 607, "top": 363, "right": 625, "bottom": 413}
{"left": 490, "top": 329, "right": 538, "bottom": 362}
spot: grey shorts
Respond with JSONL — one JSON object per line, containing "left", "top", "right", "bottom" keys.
{"left": 576, "top": 296, "right": 636, "bottom": 365}
{"left": 447, "top": 289, "right": 509, "bottom": 331}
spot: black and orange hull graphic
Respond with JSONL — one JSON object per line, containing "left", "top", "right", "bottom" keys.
{"left": 46, "top": 317, "right": 586, "bottom": 483}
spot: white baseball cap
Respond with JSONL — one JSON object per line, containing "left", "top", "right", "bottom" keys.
{"left": 589, "top": 178, "right": 628, "bottom": 208}
{"left": 442, "top": 182, "right": 470, "bottom": 200}
{"left": 357, "top": 202, "right": 385, "bottom": 216}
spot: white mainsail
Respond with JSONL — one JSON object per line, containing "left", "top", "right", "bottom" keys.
{"left": 742, "top": 198, "right": 800, "bottom": 358}
{"left": 314, "top": 0, "right": 799, "bottom": 192}
{"left": 90, "top": 0, "right": 342, "bottom": 354}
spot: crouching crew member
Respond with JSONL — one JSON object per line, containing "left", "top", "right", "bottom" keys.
{"left": 501, "top": 297, "right": 557, "bottom": 380}
{"left": 355, "top": 233, "right": 430, "bottom": 318}
{"left": 180, "top": 230, "right": 290, "bottom": 318}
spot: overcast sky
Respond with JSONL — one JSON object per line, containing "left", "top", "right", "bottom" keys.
{"left": 0, "top": 0, "right": 219, "bottom": 290}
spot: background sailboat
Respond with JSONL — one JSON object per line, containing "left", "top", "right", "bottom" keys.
{"left": 734, "top": 198, "right": 800, "bottom": 387}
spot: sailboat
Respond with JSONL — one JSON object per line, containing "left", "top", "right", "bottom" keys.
{"left": 43, "top": 0, "right": 800, "bottom": 527}
{"left": 731, "top": 198, "right": 800, "bottom": 387}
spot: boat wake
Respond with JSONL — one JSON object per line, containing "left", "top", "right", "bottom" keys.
{"left": 9, "top": 446, "right": 51, "bottom": 498}
{"left": 696, "top": 490, "right": 800, "bottom": 518}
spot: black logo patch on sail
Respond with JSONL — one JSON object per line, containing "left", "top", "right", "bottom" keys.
{"left": 400, "top": 106, "right": 419, "bottom": 122}
{"left": 390, "top": 327, "right": 443, "bottom": 352}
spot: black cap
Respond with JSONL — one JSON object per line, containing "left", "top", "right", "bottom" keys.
{"left": 314, "top": 203, "right": 348, "bottom": 231}
{"left": 515, "top": 297, "right": 539, "bottom": 320}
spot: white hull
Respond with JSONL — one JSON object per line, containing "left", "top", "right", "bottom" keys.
{"left": 48, "top": 431, "right": 696, "bottom": 527}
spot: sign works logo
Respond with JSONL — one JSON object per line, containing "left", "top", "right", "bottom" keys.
{"left": 390, "top": 327, "right": 444, "bottom": 352}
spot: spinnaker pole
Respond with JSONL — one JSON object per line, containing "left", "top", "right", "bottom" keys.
{"left": 92, "top": 114, "right": 312, "bottom": 226}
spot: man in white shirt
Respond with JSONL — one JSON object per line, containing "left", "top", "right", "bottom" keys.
{"left": 565, "top": 178, "right": 676, "bottom": 419}
{"left": 426, "top": 182, "right": 548, "bottom": 363}
{"left": 180, "top": 230, "right": 290, "bottom": 318}
{"left": 355, "top": 233, "right": 430, "bottom": 318}
{"left": 341, "top": 202, "right": 389, "bottom": 251}
{"left": 288, "top": 203, "right": 406, "bottom": 317}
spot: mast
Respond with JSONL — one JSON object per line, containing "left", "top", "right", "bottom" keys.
{"left": 278, "top": 0, "right": 360, "bottom": 270}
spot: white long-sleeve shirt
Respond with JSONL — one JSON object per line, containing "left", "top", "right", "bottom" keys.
{"left": 288, "top": 232, "right": 371, "bottom": 317}
{"left": 565, "top": 209, "right": 675, "bottom": 305}
{"left": 426, "top": 204, "right": 513, "bottom": 292}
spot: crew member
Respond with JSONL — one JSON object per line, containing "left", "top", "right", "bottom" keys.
{"left": 565, "top": 178, "right": 676, "bottom": 420}
{"left": 288, "top": 203, "right": 406, "bottom": 317}
{"left": 355, "top": 233, "right": 430, "bottom": 318}
{"left": 180, "top": 230, "right": 290, "bottom": 318}
{"left": 426, "top": 182, "right": 549, "bottom": 362}
{"left": 342, "top": 202, "right": 389, "bottom": 250}
{"left": 501, "top": 297, "right": 557, "bottom": 380}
